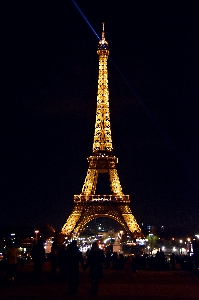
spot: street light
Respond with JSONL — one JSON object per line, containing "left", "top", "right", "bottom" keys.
{"left": 179, "top": 239, "right": 182, "bottom": 254}
{"left": 149, "top": 234, "right": 153, "bottom": 255}
{"left": 35, "top": 230, "right": 39, "bottom": 243}
{"left": 187, "top": 238, "right": 191, "bottom": 254}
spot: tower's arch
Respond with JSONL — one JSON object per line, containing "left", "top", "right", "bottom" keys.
{"left": 73, "top": 213, "right": 130, "bottom": 235}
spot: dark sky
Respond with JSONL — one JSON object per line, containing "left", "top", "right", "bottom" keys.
{"left": 1, "top": 0, "right": 199, "bottom": 232}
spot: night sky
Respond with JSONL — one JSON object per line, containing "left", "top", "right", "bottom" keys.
{"left": 1, "top": 1, "right": 199, "bottom": 232}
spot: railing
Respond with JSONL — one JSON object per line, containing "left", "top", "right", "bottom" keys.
{"left": 74, "top": 194, "right": 130, "bottom": 203}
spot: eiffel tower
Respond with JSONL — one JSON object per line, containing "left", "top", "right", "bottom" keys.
{"left": 62, "top": 23, "right": 141, "bottom": 237}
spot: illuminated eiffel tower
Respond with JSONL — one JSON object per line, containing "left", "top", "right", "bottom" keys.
{"left": 62, "top": 23, "right": 141, "bottom": 237}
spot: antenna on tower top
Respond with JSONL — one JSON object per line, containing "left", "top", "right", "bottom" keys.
{"left": 102, "top": 22, "right": 105, "bottom": 40}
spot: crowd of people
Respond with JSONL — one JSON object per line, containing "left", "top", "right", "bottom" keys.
{"left": 31, "top": 239, "right": 106, "bottom": 295}
{"left": 2, "top": 238, "right": 199, "bottom": 295}
{"left": 48, "top": 239, "right": 107, "bottom": 295}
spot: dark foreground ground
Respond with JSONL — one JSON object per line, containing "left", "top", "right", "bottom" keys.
{"left": 0, "top": 262, "right": 199, "bottom": 299}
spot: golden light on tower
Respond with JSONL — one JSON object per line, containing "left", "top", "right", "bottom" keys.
{"left": 62, "top": 23, "right": 141, "bottom": 237}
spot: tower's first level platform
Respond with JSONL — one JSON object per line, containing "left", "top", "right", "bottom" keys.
{"left": 74, "top": 194, "right": 130, "bottom": 203}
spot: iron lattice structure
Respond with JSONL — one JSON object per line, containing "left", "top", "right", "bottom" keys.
{"left": 62, "top": 24, "right": 141, "bottom": 237}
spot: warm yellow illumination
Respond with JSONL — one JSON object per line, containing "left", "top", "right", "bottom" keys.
{"left": 61, "top": 23, "right": 141, "bottom": 237}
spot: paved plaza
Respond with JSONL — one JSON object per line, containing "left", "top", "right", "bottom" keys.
{"left": 0, "top": 262, "right": 199, "bottom": 299}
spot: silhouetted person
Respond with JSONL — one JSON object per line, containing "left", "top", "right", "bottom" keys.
{"left": 50, "top": 240, "right": 58, "bottom": 281}
{"left": 85, "top": 241, "right": 105, "bottom": 295}
{"left": 58, "top": 244, "right": 67, "bottom": 282}
{"left": 124, "top": 256, "right": 134, "bottom": 277}
{"left": 86, "top": 248, "right": 90, "bottom": 259}
{"left": 31, "top": 238, "right": 45, "bottom": 283}
{"left": 155, "top": 250, "right": 166, "bottom": 270}
{"left": 117, "top": 253, "right": 125, "bottom": 270}
{"left": 6, "top": 243, "right": 18, "bottom": 282}
{"left": 112, "top": 253, "right": 125, "bottom": 270}
{"left": 112, "top": 251, "right": 118, "bottom": 263}
{"left": 66, "top": 240, "right": 84, "bottom": 294}
{"left": 170, "top": 253, "right": 176, "bottom": 270}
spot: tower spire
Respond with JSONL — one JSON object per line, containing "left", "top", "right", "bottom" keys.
{"left": 102, "top": 22, "right": 105, "bottom": 41}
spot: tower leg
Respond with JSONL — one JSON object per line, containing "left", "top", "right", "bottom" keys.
{"left": 61, "top": 206, "right": 83, "bottom": 235}
{"left": 82, "top": 169, "right": 98, "bottom": 195}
